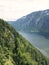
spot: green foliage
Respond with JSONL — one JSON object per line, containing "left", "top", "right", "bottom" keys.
{"left": 0, "top": 19, "right": 49, "bottom": 65}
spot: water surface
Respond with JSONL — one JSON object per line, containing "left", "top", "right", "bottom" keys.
{"left": 19, "top": 32, "right": 49, "bottom": 57}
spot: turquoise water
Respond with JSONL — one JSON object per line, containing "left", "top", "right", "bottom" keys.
{"left": 19, "top": 32, "right": 49, "bottom": 57}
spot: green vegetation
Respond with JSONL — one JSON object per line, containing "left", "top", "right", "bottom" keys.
{"left": 0, "top": 19, "right": 49, "bottom": 65}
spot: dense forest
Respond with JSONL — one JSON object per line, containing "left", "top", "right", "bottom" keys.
{"left": 0, "top": 19, "right": 49, "bottom": 65}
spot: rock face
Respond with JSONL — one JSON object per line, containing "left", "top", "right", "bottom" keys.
{"left": 9, "top": 9, "right": 49, "bottom": 38}
{"left": 0, "top": 19, "right": 49, "bottom": 65}
{"left": 8, "top": 9, "right": 49, "bottom": 38}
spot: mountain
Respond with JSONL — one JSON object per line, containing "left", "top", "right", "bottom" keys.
{"left": 8, "top": 9, "right": 49, "bottom": 38}
{"left": 0, "top": 19, "right": 49, "bottom": 65}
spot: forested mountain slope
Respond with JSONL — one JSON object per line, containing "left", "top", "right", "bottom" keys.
{"left": 0, "top": 19, "right": 49, "bottom": 65}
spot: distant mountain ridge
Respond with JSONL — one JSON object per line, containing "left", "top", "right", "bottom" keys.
{"left": 8, "top": 9, "right": 49, "bottom": 38}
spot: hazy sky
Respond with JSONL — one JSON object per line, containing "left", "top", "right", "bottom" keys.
{"left": 0, "top": 0, "right": 49, "bottom": 21}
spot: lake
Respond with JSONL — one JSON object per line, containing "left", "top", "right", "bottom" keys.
{"left": 19, "top": 32, "right": 49, "bottom": 58}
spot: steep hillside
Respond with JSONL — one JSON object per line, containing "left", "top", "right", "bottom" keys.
{"left": 0, "top": 19, "right": 49, "bottom": 65}
{"left": 8, "top": 9, "right": 49, "bottom": 38}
